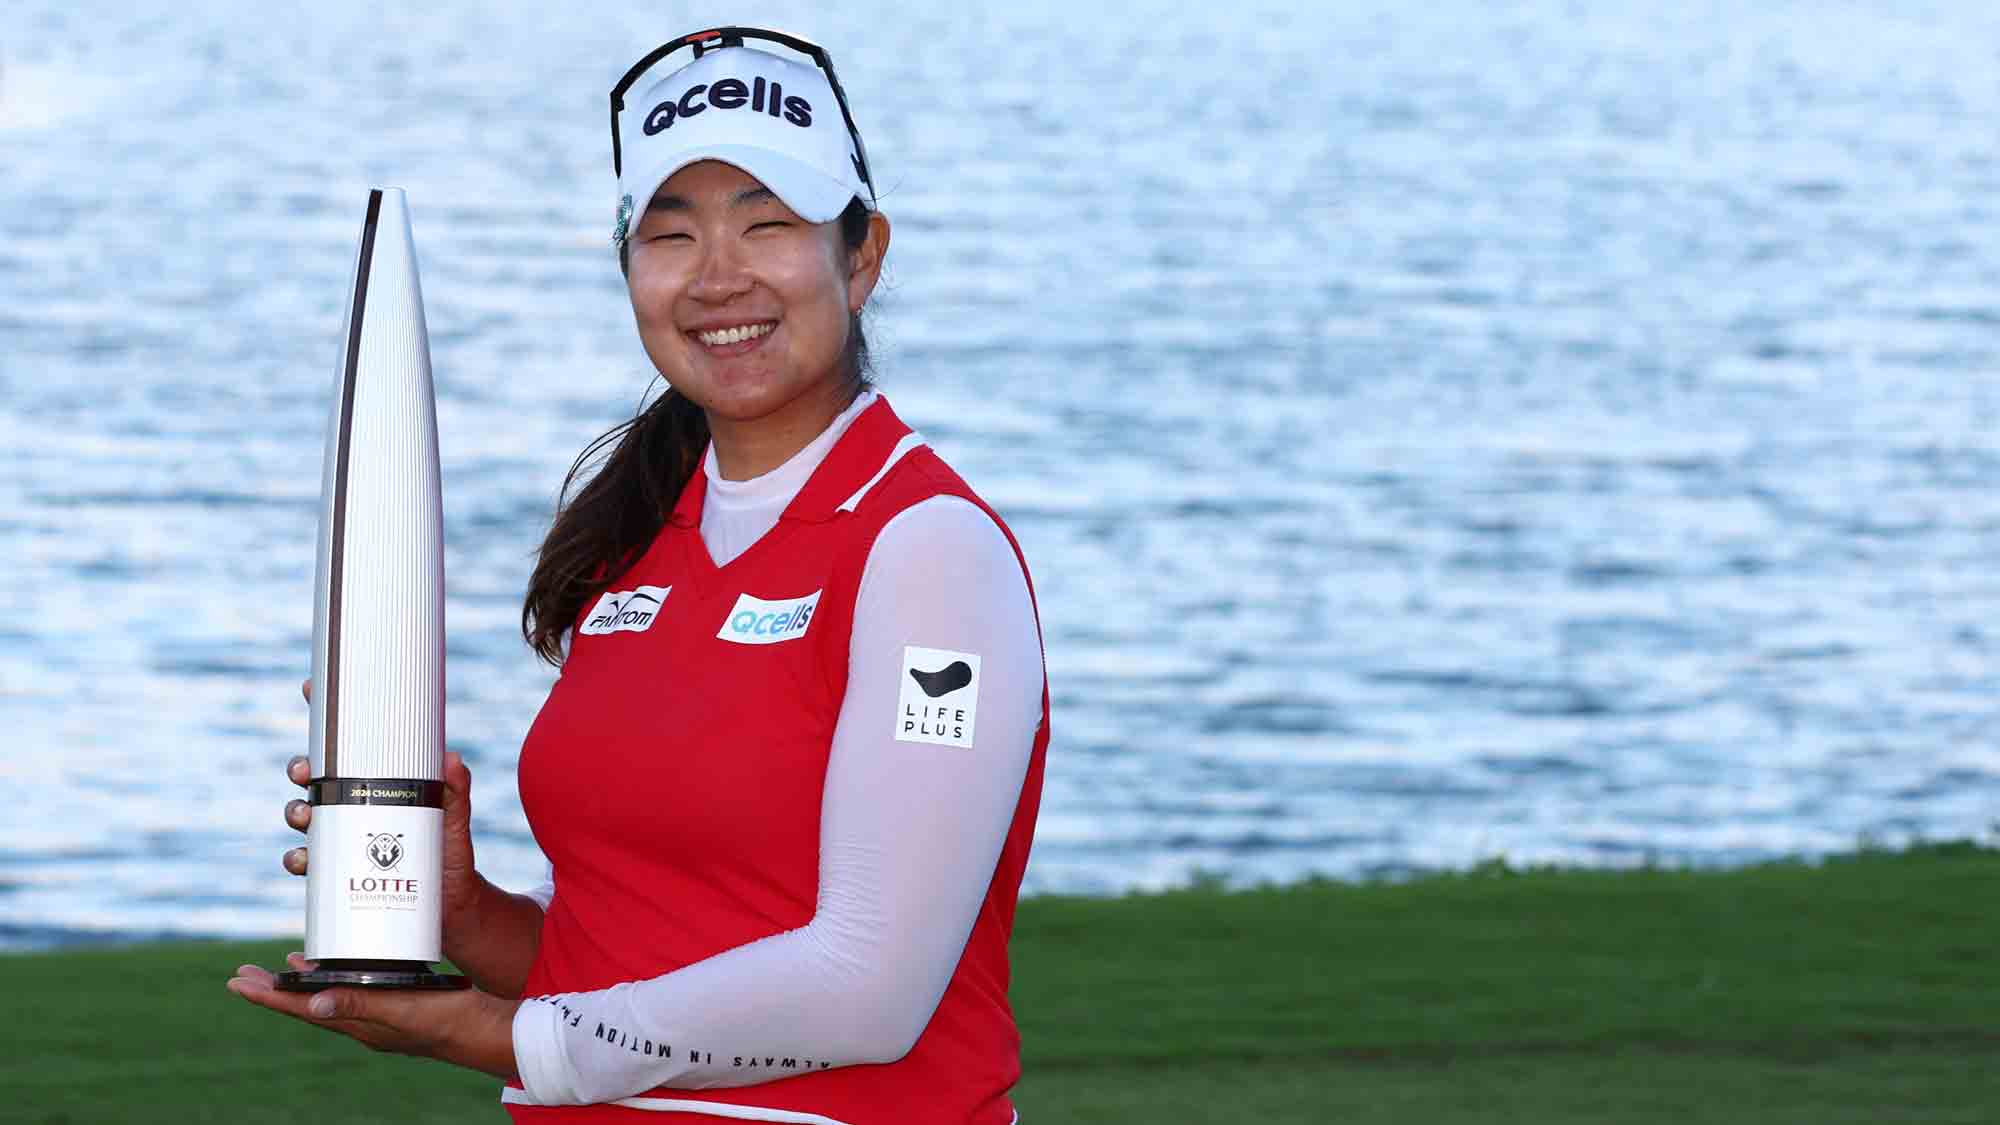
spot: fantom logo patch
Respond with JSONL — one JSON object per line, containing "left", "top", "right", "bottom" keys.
{"left": 897, "top": 645, "right": 981, "bottom": 748}
{"left": 717, "top": 589, "right": 822, "bottom": 645}
{"left": 581, "top": 585, "right": 671, "bottom": 636}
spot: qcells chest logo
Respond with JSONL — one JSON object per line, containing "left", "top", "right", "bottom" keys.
{"left": 581, "top": 585, "right": 672, "bottom": 636}
{"left": 717, "top": 589, "right": 822, "bottom": 646}
{"left": 896, "top": 645, "right": 982, "bottom": 749}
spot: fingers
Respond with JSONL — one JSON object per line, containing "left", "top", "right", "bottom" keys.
{"left": 223, "top": 965, "right": 340, "bottom": 1023}
{"left": 442, "top": 751, "right": 473, "bottom": 820}
{"left": 285, "top": 756, "right": 312, "bottom": 875}
{"left": 231, "top": 963, "right": 276, "bottom": 989}
{"left": 287, "top": 687, "right": 316, "bottom": 881}
{"left": 224, "top": 956, "right": 416, "bottom": 1048}
{"left": 307, "top": 986, "right": 361, "bottom": 1020}
{"left": 443, "top": 750, "right": 472, "bottom": 802}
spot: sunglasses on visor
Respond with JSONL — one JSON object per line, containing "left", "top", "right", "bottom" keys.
{"left": 609, "top": 26, "right": 877, "bottom": 207}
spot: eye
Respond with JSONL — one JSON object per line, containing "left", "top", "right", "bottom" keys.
{"left": 749, "top": 220, "right": 790, "bottom": 232}
{"left": 648, "top": 232, "right": 693, "bottom": 243}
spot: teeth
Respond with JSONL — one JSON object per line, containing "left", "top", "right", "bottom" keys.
{"left": 697, "top": 322, "right": 774, "bottom": 347}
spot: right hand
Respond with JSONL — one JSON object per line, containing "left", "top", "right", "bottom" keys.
{"left": 284, "top": 677, "right": 485, "bottom": 928}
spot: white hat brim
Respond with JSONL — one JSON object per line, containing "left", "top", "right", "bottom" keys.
{"left": 628, "top": 143, "right": 858, "bottom": 227}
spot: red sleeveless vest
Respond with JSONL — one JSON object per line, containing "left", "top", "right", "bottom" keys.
{"left": 507, "top": 396, "right": 1049, "bottom": 1125}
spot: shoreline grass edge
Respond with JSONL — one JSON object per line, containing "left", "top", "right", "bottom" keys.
{"left": 5, "top": 840, "right": 1996, "bottom": 1123}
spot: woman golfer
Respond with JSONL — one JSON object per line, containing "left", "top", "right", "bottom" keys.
{"left": 230, "top": 27, "right": 1051, "bottom": 1125}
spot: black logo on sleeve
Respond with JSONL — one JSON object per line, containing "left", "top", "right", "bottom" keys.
{"left": 910, "top": 661, "right": 973, "bottom": 698}
{"left": 897, "top": 646, "right": 980, "bottom": 748}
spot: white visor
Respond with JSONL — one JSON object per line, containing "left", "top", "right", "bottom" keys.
{"left": 615, "top": 45, "right": 870, "bottom": 237}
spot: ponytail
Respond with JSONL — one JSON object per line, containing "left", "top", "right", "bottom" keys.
{"left": 520, "top": 387, "right": 708, "bottom": 665}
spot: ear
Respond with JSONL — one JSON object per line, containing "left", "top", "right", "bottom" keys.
{"left": 845, "top": 211, "right": 891, "bottom": 312}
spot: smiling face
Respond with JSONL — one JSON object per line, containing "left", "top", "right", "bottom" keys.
{"left": 625, "top": 160, "right": 889, "bottom": 453}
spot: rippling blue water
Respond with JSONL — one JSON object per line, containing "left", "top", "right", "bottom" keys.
{"left": 3, "top": 1, "right": 1998, "bottom": 948}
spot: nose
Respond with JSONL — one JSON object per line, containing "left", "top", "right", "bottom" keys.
{"left": 687, "top": 236, "right": 753, "bottom": 304}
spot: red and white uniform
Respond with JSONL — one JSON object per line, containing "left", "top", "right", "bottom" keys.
{"left": 505, "top": 392, "right": 1050, "bottom": 1125}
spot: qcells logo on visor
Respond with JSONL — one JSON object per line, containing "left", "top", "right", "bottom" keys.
{"left": 644, "top": 75, "right": 814, "bottom": 135}
{"left": 717, "top": 589, "right": 822, "bottom": 646}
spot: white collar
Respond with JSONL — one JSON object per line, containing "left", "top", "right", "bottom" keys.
{"left": 702, "top": 389, "right": 880, "bottom": 510}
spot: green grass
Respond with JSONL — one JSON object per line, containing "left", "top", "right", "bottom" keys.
{"left": 5, "top": 841, "right": 1998, "bottom": 1123}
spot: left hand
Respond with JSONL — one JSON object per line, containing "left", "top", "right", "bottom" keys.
{"left": 227, "top": 953, "right": 520, "bottom": 1078}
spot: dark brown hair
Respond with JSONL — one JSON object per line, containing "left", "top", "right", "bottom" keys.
{"left": 521, "top": 197, "right": 875, "bottom": 665}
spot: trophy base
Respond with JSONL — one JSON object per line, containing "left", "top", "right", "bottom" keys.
{"left": 275, "top": 959, "right": 469, "bottom": 992}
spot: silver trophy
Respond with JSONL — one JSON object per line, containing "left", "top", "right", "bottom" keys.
{"left": 278, "top": 189, "right": 465, "bottom": 992}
